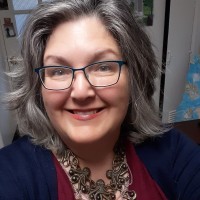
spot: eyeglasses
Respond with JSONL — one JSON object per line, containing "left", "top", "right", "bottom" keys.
{"left": 34, "top": 60, "right": 126, "bottom": 90}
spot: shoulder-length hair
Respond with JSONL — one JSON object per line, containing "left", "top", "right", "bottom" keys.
{"left": 6, "top": 0, "right": 166, "bottom": 154}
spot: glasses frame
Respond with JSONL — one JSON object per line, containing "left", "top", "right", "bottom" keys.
{"left": 34, "top": 60, "right": 127, "bottom": 90}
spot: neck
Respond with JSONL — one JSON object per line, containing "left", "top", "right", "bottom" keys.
{"left": 66, "top": 138, "right": 118, "bottom": 182}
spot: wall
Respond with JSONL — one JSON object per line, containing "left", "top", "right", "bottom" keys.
{"left": 0, "top": 4, "right": 17, "bottom": 148}
{"left": 191, "top": 0, "right": 200, "bottom": 56}
{"left": 0, "top": 49, "right": 17, "bottom": 147}
{"left": 0, "top": 42, "right": 17, "bottom": 147}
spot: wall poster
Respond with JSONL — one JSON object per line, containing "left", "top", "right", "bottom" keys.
{"left": 3, "top": 18, "right": 16, "bottom": 38}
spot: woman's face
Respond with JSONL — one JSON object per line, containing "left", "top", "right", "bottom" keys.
{"left": 42, "top": 16, "right": 129, "bottom": 147}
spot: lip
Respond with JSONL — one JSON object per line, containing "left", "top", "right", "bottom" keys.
{"left": 67, "top": 108, "right": 104, "bottom": 121}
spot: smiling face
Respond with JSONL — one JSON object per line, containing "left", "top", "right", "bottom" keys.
{"left": 42, "top": 16, "right": 129, "bottom": 149}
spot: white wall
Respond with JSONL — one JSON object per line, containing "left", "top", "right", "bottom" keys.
{"left": 191, "top": 0, "right": 200, "bottom": 56}
{"left": 0, "top": 131, "right": 4, "bottom": 148}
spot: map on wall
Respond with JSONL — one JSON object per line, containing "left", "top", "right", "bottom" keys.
{"left": 175, "top": 56, "right": 200, "bottom": 122}
{"left": 128, "top": 0, "right": 154, "bottom": 26}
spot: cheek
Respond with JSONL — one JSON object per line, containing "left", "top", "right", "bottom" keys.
{"left": 41, "top": 89, "right": 70, "bottom": 112}
{"left": 114, "top": 74, "right": 130, "bottom": 113}
{"left": 98, "top": 81, "right": 129, "bottom": 111}
{"left": 115, "top": 72, "right": 130, "bottom": 103}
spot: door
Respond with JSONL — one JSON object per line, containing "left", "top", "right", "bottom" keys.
{"left": 162, "top": 0, "right": 196, "bottom": 123}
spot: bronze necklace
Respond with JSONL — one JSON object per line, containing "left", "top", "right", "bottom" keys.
{"left": 59, "top": 146, "right": 137, "bottom": 200}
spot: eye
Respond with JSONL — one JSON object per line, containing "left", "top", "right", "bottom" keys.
{"left": 97, "top": 64, "right": 111, "bottom": 72}
{"left": 51, "top": 69, "right": 65, "bottom": 76}
{"left": 45, "top": 67, "right": 71, "bottom": 77}
{"left": 93, "top": 63, "right": 116, "bottom": 73}
{"left": 86, "top": 62, "right": 118, "bottom": 75}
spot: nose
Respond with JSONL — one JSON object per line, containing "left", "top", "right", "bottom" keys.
{"left": 70, "top": 71, "right": 95, "bottom": 101}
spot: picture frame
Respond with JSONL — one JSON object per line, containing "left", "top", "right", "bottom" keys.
{"left": 0, "top": 0, "right": 8, "bottom": 10}
{"left": 128, "top": 0, "right": 154, "bottom": 26}
{"left": 3, "top": 18, "right": 16, "bottom": 38}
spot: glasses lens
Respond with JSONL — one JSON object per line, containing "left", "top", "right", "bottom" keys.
{"left": 85, "top": 61, "right": 120, "bottom": 87}
{"left": 39, "top": 67, "right": 73, "bottom": 90}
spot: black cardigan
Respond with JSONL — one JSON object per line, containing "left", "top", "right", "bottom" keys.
{"left": 0, "top": 129, "right": 200, "bottom": 200}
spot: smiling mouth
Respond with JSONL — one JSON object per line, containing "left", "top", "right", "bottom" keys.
{"left": 68, "top": 109, "right": 103, "bottom": 115}
{"left": 74, "top": 110, "right": 98, "bottom": 115}
{"left": 68, "top": 108, "right": 103, "bottom": 120}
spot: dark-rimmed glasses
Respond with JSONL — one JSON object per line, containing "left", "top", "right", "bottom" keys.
{"left": 34, "top": 60, "right": 126, "bottom": 90}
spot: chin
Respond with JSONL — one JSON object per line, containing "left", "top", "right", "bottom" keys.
{"left": 61, "top": 130, "right": 114, "bottom": 147}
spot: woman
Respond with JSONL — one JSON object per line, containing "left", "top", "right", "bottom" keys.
{"left": 0, "top": 0, "right": 200, "bottom": 199}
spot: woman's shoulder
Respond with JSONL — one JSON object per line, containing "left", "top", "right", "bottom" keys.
{"left": 135, "top": 128, "right": 200, "bottom": 164}
{"left": 0, "top": 136, "right": 34, "bottom": 155}
{"left": 135, "top": 128, "right": 198, "bottom": 153}
{"left": 0, "top": 136, "right": 48, "bottom": 165}
{"left": 0, "top": 136, "right": 36, "bottom": 168}
{"left": 135, "top": 128, "right": 200, "bottom": 200}
{"left": 0, "top": 136, "right": 57, "bottom": 200}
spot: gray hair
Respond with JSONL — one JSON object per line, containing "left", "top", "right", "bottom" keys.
{"left": 6, "top": 0, "right": 166, "bottom": 154}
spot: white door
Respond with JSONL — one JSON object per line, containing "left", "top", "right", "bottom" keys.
{"left": 162, "top": 0, "right": 196, "bottom": 123}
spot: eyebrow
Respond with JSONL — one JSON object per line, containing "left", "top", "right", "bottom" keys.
{"left": 43, "top": 55, "right": 68, "bottom": 65}
{"left": 93, "top": 48, "right": 121, "bottom": 59}
{"left": 43, "top": 48, "right": 121, "bottom": 65}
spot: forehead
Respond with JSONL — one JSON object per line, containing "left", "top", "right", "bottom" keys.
{"left": 46, "top": 16, "right": 117, "bottom": 48}
{"left": 43, "top": 16, "right": 122, "bottom": 65}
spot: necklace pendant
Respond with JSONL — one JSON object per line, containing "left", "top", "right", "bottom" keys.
{"left": 89, "top": 179, "right": 116, "bottom": 200}
{"left": 122, "top": 190, "right": 137, "bottom": 200}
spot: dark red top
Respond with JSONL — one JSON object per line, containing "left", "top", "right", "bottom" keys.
{"left": 53, "top": 142, "right": 167, "bottom": 200}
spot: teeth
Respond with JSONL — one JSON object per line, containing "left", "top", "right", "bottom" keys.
{"left": 73, "top": 110, "right": 97, "bottom": 115}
